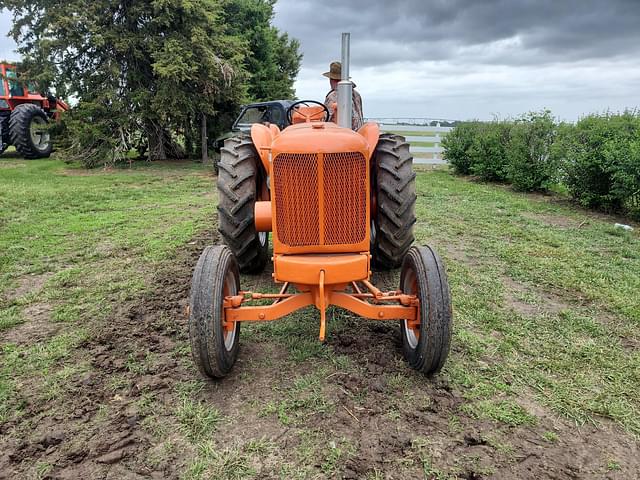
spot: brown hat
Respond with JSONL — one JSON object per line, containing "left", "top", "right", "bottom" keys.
{"left": 322, "top": 61, "right": 343, "bottom": 80}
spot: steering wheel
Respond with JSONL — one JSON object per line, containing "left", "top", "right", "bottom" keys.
{"left": 286, "top": 100, "right": 330, "bottom": 124}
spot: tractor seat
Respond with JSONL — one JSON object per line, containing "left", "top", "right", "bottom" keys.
{"left": 291, "top": 106, "right": 327, "bottom": 124}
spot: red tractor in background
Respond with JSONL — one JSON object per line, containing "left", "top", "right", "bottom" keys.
{"left": 0, "top": 62, "right": 69, "bottom": 158}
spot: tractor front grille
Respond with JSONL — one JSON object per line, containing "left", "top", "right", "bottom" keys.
{"left": 273, "top": 152, "right": 367, "bottom": 248}
{"left": 273, "top": 153, "right": 320, "bottom": 246}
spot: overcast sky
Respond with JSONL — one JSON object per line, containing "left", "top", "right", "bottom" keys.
{"left": 2, "top": 2, "right": 639, "bottom": 121}
{"left": 273, "top": 0, "right": 640, "bottom": 121}
{"left": 0, "top": 9, "right": 17, "bottom": 62}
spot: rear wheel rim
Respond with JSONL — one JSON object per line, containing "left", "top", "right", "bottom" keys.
{"left": 29, "top": 116, "right": 50, "bottom": 151}
{"left": 222, "top": 268, "right": 238, "bottom": 351}
{"left": 402, "top": 265, "right": 421, "bottom": 349}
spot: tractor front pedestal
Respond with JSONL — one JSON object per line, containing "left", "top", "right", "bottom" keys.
{"left": 224, "top": 252, "right": 418, "bottom": 341}
{"left": 224, "top": 279, "right": 419, "bottom": 342}
{"left": 188, "top": 245, "right": 452, "bottom": 380}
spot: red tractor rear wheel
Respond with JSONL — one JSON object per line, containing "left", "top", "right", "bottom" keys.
{"left": 0, "top": 116, "right": 9, "bottom": 154}
{"left": 9, "top": 103, "right": 53, "bottom": 159}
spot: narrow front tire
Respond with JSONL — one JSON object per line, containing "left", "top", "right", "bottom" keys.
{"left": 400, "top": 245, "right": 453, "bottom": 375}
{"left": 188, "top": 245, "right": 241, "bottom": 379}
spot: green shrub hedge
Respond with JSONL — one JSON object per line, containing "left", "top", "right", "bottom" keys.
{"left": 469, "top": 121, "right": 511, "bottom": 182}
{"left": 443, "top": 110, "right": 640, "bottom": 218}
{"left": 442, "top": 122, "right": 480, "bottom": 175}
{"left": 507, "top": 110, "right": 557, "bottom": 191}
{"left": 553, "top": 111, "right": 640, "bottom": 215}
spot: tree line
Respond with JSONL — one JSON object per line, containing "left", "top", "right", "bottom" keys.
{"left": 2, "top": 0, "right": 301, "bottom": 166}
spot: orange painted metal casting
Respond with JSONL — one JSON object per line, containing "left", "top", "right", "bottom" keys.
{"left": 228, "top": 118, "right": 418, "bottom": 341}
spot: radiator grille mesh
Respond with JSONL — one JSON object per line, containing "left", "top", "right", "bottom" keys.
{"left": 323, "top": 152, "right": 367, "bottom": 245}
{"left": 273, "top": 153, "right": 320, "bottom": 246}
{"left": 273, "top": 152, "right": 367, "bottom": 247}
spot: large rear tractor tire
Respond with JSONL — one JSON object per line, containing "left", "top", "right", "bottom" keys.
{"left": 9, "top": 104, "right": 53, "bottom": 159}
{"left": 217, "top": 134, "right": 269, "bottom": 273}
{"left": 0, "top": 116, "right": 9, "bottom": 155}
{"left": 371, "top": 133, "right": 416, "bottom": 270}
{"left": 188, "top": 245, "right": 241, "bottom": 379}
{"left": 400, "top": 246, "right": 452, "bottom": 375}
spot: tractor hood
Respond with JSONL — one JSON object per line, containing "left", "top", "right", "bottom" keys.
{"left": 272, "top": 122, "right": 368, "bottom": 156}
{"left": 250, "top": 121, "right": 380, "bottom": 174}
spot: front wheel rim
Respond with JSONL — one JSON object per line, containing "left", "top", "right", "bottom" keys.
{"left": 222, "top": 268, "right": 238, "bottom": 351}
{"left": 401, "top": 265, "right": 420, "bottom": 349}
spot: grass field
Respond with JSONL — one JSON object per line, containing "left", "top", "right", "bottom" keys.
{"left": 1, "top": 156, "right": 639, "bottom": 478}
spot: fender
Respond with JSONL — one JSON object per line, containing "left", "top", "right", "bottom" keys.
{"left": 251, "top": 123, "right": 280, "bottom": 173}
{"left": 358, "top": 122, "right": 380, "bottom": 161}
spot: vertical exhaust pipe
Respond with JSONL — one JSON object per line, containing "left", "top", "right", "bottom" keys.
{"left": 337, "top": 33, "right": 353, "bottom": 129}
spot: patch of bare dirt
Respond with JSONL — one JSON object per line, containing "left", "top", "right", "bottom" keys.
{"left": 2, "top": 231, "right": 639, "bottom": 479}
{"left": 61, "top": 159, "right": 217, "bottom": 177}
{"left": 0, "top": 159, "right": 27, "bottom": 166}
{"left": 2, "top": 303, "right": 58, "bottom": 345}
{"left": 4, "top": 272, "right": 52, "bottom": 302}
{"left": 519, "top": 199, "right": 639, "bottom": 232}
{"left": 440, "top": 241, "right": 483, "bottom": 267}
{"left": 521, "top": 211, "right": 579, "bottom": 229}
{"left": 501, "top": 276, "right": 571, "bottom": 318}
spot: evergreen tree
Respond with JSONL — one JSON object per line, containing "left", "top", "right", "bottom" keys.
{"left": 224, "top": 0, "right": 302, "bottom": 102}
{"left": 3, "top": 0, "right": 301, "bottom": 165}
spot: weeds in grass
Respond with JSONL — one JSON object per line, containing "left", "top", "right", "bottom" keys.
{"left": 365, "top": 468, "right": 385, "bottom": 480}
{"left": 34, "top": 462, "right": 53, "bottom": 480}
{"left": 107, "top": 373, "right": 129, "bottom": 392}
{"left": 176, "top": 398, "right": 221, "bottom": 442}
{"left": 259, "top": 370, "right": 334, "bottom": 425}
{"left": 412, "top": 437, "right": 451, "bottom": 479}
{"left": 461, "top": 400, "right": 537, "bottom": 426}
{"left": 607, "top": 459, "right": 621, "bottom": 471}
{"left": 0, "top": 305, "right": 23, "bottom": 331}
{"left": 320, "top": 438, "right": 356, "bottom": 476}
{"left": 448, "top": 415, "right": 463, "bottom": 433}
{"left": 485, "top": 434, "right": 515, "bottom": 455}
{"left": 182, "top": 441, "right": 256, "bottom": 480}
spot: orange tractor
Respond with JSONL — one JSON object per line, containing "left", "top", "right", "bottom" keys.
{"left": 188, "top": 34, "right": 452, "bottom": 378}
{"left": 0, "top": 62, "right": 69, "bottom": 158}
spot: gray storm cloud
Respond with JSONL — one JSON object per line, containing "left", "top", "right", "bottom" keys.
{"left": 274, "top": 0, "right": 640, "bottom": 67}
{"left": 274, "top": 0, "right": 640, "bottom": 120}
{"left": 1, "top": 2, "right": 639, "bottom": 120}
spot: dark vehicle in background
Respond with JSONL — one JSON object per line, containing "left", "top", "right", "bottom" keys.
{"left": 212, "top": 100, "right": 294, "bottom": 171}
